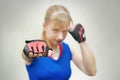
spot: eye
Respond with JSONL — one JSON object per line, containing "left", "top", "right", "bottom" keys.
{"left": 52, "top": 29, "right": 59, "bottom": 33}
{"left": 63, "top": 30, "right": 68, "bottom": 34}
{"left": 53, "top": 29, "right": 58, "bottom": 31}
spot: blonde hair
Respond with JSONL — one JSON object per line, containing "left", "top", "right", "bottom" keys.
{"left": 42, "top": 5, "right": 73, "bottom": 40}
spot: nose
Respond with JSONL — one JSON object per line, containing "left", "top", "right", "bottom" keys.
{"left": 57, "top": 32, "right": 64, "bottom": 40}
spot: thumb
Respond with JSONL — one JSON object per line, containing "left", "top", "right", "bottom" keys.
{"left": 48, "top": 50, "right": 53, "bottom": 57}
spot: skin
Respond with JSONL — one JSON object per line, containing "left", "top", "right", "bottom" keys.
{"left": 22, "top": 21, "right": 96, "bottom": 76}
{"left": 71, "top": 41, "right": 96, "bottom": 76}
{"left": 43, "top": 22, "right": 68, "bottom": 50}
{"left": 44, "top": 22, "right": 96, "bottom": 76}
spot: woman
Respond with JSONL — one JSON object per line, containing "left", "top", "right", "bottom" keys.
{"left": 22, "top": 5, "right": 96, "bottom": 80}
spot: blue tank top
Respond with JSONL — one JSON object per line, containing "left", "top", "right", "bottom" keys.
{"left": 26, "top": 42, "right": 72, "bottom": 80}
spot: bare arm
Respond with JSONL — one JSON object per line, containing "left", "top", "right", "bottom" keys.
{"left": 21, "top": 40, "right": 51, "bottom": 65}
{"left": 68, "top": 23, "right": 96, "bottom": 76}
{"left": 71, "top": 41, "right": 96, "bottom": 76}
{"left": 21, "top": 52, "right": 32, "bottom": 65}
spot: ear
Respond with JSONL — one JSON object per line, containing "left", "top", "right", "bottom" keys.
{"left": 43, "top": 23, "right": 47, "bottom": 30}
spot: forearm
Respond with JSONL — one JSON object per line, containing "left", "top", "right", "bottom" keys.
{"left": 21, "top": 52, "right": 32, "bottom": 65}
{"left": 80, "top": 41, "right": 96, "bottom": 76}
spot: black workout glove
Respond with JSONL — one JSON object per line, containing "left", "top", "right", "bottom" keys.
{"left": 23, "top": 40, "right": 50, "bottom": 58}
{"left": 68, "top": 23, "right": 86, "bottom": 43}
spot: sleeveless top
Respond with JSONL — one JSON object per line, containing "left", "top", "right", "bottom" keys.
{"left": 26, "top": 42, "right": 72, "bottom": 80}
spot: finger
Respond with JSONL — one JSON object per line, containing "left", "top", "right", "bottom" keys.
{"left": 32, "top": 46, "right": 38, "bottom": 53}
{"left": 33, "top": 53, "right": 38, "bottom": 57}
{"left": 38, "top": 44, "right": 45, "bottom": 53}
{"left": 38, "top": 53, "right": 43, "bottom": 57}
{"left": 28, "top": 52, "right": 34, "bottom": 57}
{"left": 30, "top": 43, "right": 38, "bottom": 53}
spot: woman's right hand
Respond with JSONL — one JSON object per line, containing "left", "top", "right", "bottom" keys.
{"left": 23, "top": 39, "right": 51, "bottom": 59}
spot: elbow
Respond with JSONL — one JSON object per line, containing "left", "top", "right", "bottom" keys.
{"left": 86, "top": 68, "right": 97, "bottom": 76}
{"left": 87, "top": 71, "right": 96, "bottom": 76}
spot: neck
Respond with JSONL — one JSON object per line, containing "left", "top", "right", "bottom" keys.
{"left": 51, "top": 45, "right": 60, "bottom": 60}
{"left": 45, "top": 40, "right": 58, "bottom": 50}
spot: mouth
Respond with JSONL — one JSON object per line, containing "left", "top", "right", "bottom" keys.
{"left": 57, "top": 40, "right": 62, "bottom": 44}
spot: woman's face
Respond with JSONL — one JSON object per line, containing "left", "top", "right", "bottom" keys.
{"left": 44, "top": 22, "right": 69, "bottom": 46}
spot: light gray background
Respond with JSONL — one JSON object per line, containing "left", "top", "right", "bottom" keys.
{"left": 0, "top": 0, "right": 120, "bottom": 80}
